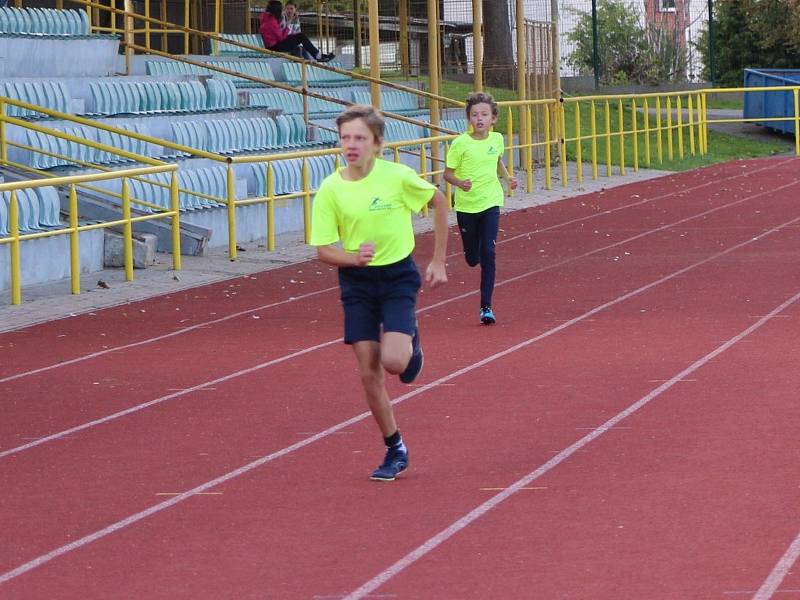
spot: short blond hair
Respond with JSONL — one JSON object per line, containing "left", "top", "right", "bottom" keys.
{"left": 336, "top": 104, "right": 385, "bottom": 141}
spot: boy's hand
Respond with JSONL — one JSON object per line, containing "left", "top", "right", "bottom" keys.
{"left": 508, "top": 177, "right": 518, "bottom": 191}
{"left": 425, "top": 260, "right": 448, "bottom": 289}
{"left": 459, "top": 179, "right": 473, "bottom": 192}
{"left": 354, "top": 241, "right": 375, "bottom": 266}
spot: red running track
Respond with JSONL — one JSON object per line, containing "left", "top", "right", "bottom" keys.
{"left": 1, "top": 157, "right": 799, "bottom": 600}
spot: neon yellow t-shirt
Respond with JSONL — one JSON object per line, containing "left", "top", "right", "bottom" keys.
{"left": 310, "top": 159, "right": 436, "bottom": 266}
{"left": 446, "top": 131, "right": 505, "bottom": 213}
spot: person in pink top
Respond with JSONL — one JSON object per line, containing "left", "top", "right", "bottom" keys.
{"left": 260, "top": 0, "right": 334, "bottom": 62}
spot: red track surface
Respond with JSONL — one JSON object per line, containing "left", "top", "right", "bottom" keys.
{"left": 2, "top": 157, "right": 800, "bottom": 599}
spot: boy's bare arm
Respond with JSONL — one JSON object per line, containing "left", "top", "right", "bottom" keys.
{"left": 497, "top": 159, "right": 518, "bottom": 190}
{"left": 425, "top": 190, "right": 449, "bottom": 288}
{"left": 317, "top": 243, "right": 375, "bottom": 267}
{"left": 444, "top": 167, "right": 472, "bottom": 192}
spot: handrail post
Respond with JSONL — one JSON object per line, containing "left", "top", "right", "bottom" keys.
{"left": 69, "top": 185, "right": 81, "bottom": 295}
{"left": 0, "top": 99, "right": 6, "bottom": 165}
{"left": 227, "top": 164, "right": 237, "bottom": 260}
{"left": 794, "top": 88, "right": 799, "bottom": 156}
{"left": 9, "top": 190, "right": 21, "bottom": 305}
{"left": 302, "top": 158, "right": 311, "bottom": 243}
{"left": 122, "top": 178, "right": 134, "bottom": 281}
{"left": 170, "top": 173, "right": 182, "bottom": 271}
{"left": 124, "top": 0, "right": 134, "bottom": 76}
{"left": 267, "top": 163, "right": 275, "bottom": 251}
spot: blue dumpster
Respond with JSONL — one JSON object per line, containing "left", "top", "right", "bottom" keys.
{"left": 743, "top": 68, "right": 800, "bottom": 135}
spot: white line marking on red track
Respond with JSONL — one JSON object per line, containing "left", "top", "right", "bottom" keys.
{"left": 2, "top": 214, "right": 799, "bottom": 585}
{"left": 752, "top": 531, "right": 800, "bottom": 600}
{"left": 0, "top": 286, "right": 338, "bottom": 385}
{"left": 342, "top": 288, "right": 800, "bottom": 600}
{"left": 0, "top": 339, "right": 342, "bottom": 460}
{"left": 1, "top": 159, "right": 793, "bottom": 384}
{"left": 2, "top": 179, "right": 799, "bottom": 460}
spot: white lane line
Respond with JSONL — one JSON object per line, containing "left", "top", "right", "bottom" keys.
{"left": 1, "top": 213, "right": 798, "bottom": 585}
{"left": 0, "top": 286, "right": 338, "bottom": 385}
{"left": 343, "top": 288, "right": 800, "bottom": 600}
{"left": 752, "top": 532, "right": 800, "bottom": 600}
{"left": 2, "top": 158, "right": 792, "bottom": 385}
{"left": 0, "top": 339, "right": 341, "bottom": 460}
{"left": 2, "top": 179, "right": 799, "bottom": 460}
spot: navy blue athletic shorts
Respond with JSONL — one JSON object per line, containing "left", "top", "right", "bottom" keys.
{"left": 337, "top": 255, "right": 421, "bottom": 344}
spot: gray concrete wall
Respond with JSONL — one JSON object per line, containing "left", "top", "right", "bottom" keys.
{"left": 0, "top": 228, "right": 104, "bottom": 291}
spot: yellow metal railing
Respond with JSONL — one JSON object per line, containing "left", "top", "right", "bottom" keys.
{"left": 0, "top": 96, "right": 184, "bottom": 305}
{"left": 497, "top": 86, "right": 800, "bottom": 194}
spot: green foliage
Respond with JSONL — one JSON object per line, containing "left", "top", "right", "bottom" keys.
{"left": 695, "top": 0, "right": 800, "bottom": 87}
{"left": 567, "top": 0, "right": 687, "bottom": 85}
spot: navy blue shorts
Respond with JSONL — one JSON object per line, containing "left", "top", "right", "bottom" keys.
{"left": 338, "top": 255, "right": 421, "bottom": 344}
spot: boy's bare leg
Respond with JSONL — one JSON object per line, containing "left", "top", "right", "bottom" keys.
{"left": 380, "top": 331, "right": 413, "bottom": 375}
{"left": 352, "top": 341, "right": 398, "bottom": 436}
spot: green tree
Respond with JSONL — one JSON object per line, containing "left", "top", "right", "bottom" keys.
{"left": 567, "top": 0, "right": 686, "bottom": 85}
{"left": 696, "top": 0, "right": 800, "bottom": 87}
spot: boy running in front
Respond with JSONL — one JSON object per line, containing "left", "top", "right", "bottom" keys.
{"left": 444, "top": 92, "right": 517, "bottom": 325}
{"left": 310, "top": 105, "right": 449, "bottom": 481}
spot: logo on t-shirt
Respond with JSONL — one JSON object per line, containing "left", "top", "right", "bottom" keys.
{"left": 487, "top": 146, "right": 499, "bottom": 155}
{"left": 368, "top": 196, "right": 394, "bottom": 211}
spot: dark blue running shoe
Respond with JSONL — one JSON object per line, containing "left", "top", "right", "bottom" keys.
{"left": 399, "top": 326, "right": 423, "bottom": 384}
{"left": 480, "top": 306, "right": 496, "bottom": 325}
{"left": 370, "top": 446, "right": 409, "bottom": 481}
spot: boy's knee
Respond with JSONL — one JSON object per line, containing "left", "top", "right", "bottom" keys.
{"left": 464, "top": 254, "right": 480, "bottom": 267}
{"left": 381, "top": 353, "right": 408, "bottom": 375}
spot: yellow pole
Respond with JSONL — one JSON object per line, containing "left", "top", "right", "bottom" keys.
{"left": 394, "top": 147, "right": 400, "bottom": 164}
{"left": 184, "top": 0, "right": 190, "bottom": 54}
{"left": 419, "top": 144, "right": 429, "bottom": 216}
{"left": 227, "top": 165, "right": 237, "bottom": 260}
{"left": 687, "top": 94, "right": 695, "bottom": 155}
{"left": 590, "top": 100, "right": 598, "bottom": 180}
{"left": 703, "top": 92, "right": 710, "bottom": 155}
{"left": 507, "top": 107, "right": 514, "bottom": 196}
{"left": 617, "top": 98, "right": 625, "bottom": 175}
{"left": 160, "top": 0, "right": 167, "bottom": 51}
{"left": 368, "top": 0, "right": 380, "bottom": 108}
{"left": 544, "top": 103, "right": 551, "bottom": 190}
{"left": 666, "top": 96, "right": 674, "bottom": 161}
{"left": 795, "top": 89, "right": 800, "bottom": 156}
{"left": 559, "top": 101, "right": 567, "bottom": 186}
{"left": 643, "top": 98, "right": 651, "bottom": 167}
{"left": 656, "top": 96, "right": 663, "bottom": 164}
{"left": 526, "top": 105, "right": 534, "bottom": 192}
{"left": 0, "top": 99, "right": 6, "bottom": 165}
{"left": 427, "top": 0, "right": 441, "bottom": 183}
{"left": 575, "top": 102, "right": 582, "bottom": 183}
{"left": 170, "top": 174, "right": 181, "bottom": 270}
{"left": 124, "top": 0, "right": 134, "bottom": 76}
{"left": 122, "top": 179, "right": 134, "bottom": 282}
{"left": 676, "top": 95, "right": 684, "bottom": 159}
{"left": 9, "top": 190, "right": 21, "bottom": 305}
{"left": 604, "top": 99, "right": 611, "bottom": 176}
{"left": 267, "top": 163, "right": 276, "bottom": 251}
{"left": 69, "top": 185, "right": 80, "bottom": 295}
{"left": 631, "top": 99, "right": 639, "bottom": 172}
{"left": 399, "top": 0, "right": 410, "bottom": 77}
{"left": 472, "top": 0, "right": 483, "bottom": 91}
{"left": 145, "top": 0, "right": 151, "bottom": 52}
{"left": 302, "top": 158, "right": 311, "bottom": 243}
{"left": 516, "top": 0, "right": 528, "bottom": 187}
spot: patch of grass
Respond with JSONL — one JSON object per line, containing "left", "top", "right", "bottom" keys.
{"left": 704, "top": 95, "right": 744, "bottom": 110}
{"left": 556, "top": 100, "right": 790, "bottom": 172}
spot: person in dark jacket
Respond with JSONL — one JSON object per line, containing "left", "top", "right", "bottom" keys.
{"left": 259, "top": 0, "right": 334, "bottom": 62}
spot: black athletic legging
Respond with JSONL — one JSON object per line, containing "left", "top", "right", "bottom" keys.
{"left": 268, "top": 33, "right": 320, "bottom": 58}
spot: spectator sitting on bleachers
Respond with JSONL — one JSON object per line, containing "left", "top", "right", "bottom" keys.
{"left": 282, "top": 1, "right": 313, "bottom": 60}
{"left": 260, "top": 0, "right": 334, "bottom": 63}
